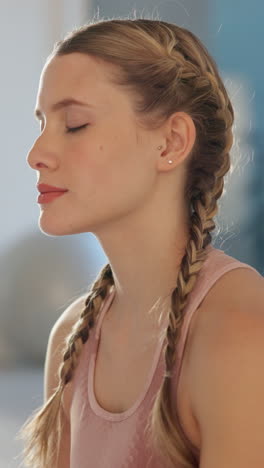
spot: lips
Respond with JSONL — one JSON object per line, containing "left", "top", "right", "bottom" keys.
{"left": 37, "top": 191, "right": 67, "bottom": 204}
{"left": 37, "top": 183, "right": 68, "bottom": 193}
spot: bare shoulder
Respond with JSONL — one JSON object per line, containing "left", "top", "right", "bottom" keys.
{"left": 44, "top": 293, "right": 88, "bottom": 403}
{"left": 188, "top": 265, "right": 264, "bottom": 388}
{"left": 51, "top": 293, "right": 88, "bottom": 336}
{"left": 188, "top": 265, "right": 263, "bottom": 355}
{"left": 201, "top": 264, "right": 263, "bottom": 309}
{"left": 187, "top": 266, "right": 264, "bottom": 466}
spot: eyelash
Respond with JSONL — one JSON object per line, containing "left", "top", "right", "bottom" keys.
{"left": 66, "top": 124, "right": 89, "bottom": 133}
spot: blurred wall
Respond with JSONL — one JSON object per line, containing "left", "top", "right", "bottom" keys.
{"left": 208, "top": 0, "right": 264, "bottom": 273}
{"left": 94, "top": 0, "right": 210, "bottom": 44}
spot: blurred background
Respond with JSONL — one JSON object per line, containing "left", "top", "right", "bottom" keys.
{"left": 0, "top": 0, "right": 263, "bottom": 466}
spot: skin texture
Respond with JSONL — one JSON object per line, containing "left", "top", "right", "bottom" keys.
{"left": 28, "top": 52, "right": 196, "bottom": 333}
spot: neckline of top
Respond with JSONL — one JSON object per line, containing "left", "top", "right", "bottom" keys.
{"left": 87, "top": 243, "right": 217, "bottom": 421}
{"left": 88, "top": 286, "right": 166, "bottom": 421}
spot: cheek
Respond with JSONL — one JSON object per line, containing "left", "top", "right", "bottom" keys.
{"left": 68, "top": 137, "right": 154, "bottom": 213}
{"left": 67, "top": 141, "right": 104, "bottom": 185}
{"left": 100, "top": 144, "right": 155, "bottom": 213}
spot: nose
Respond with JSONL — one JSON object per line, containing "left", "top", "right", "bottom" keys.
{"left": 26, "top": 136, "right": 42, "bottom": 170}
{"left": 26, "top": 134, "right": 56, "bottom": 170}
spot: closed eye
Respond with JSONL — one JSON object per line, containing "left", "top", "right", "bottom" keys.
{"left": 66, "top": 124, "right": 89, "bottom": 133}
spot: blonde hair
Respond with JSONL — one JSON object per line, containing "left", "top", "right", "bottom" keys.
{"left": 18, "top": 16, "right": 234, "bottom": 468}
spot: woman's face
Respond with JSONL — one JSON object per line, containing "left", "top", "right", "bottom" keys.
{"left": 28, "top": 53, "right": 158, "bottom": 236}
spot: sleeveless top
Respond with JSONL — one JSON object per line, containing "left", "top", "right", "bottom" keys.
{"left": 69, "top": 245, "right": 262, "bottom": 467}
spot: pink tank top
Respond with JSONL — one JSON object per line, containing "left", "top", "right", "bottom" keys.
{"left": 69, "top": 245, "right": 261, "bottom": 467}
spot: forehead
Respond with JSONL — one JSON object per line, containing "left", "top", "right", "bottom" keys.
{"left": 41, "top": 53, "right": 110, "bottom": 87}
{"left": 37, "top": 53, "right": 128, "bottom": 111}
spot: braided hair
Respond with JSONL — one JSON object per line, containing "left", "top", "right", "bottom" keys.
{"left": 18, "top": 17, "right": 234, "bottom": 468}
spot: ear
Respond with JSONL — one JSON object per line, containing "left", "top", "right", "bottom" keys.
{"left": 157, "top": 111, "right": 196, "bottom": 172}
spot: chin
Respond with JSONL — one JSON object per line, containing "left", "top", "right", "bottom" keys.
{"left": 38, "top": 220, "right": 93, "bottom": 237}
{"left": 38, "top": 226, "right": 70, "bottom": 237}
{"left": 38, "top": 219, "right": 77, "bottom": 237}
{"left": 37, "top": 208, "right": 103, "bottom": 236}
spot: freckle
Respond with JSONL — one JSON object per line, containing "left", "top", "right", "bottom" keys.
{"left": 99, "top": 145, "right": 103, "bottom": 151}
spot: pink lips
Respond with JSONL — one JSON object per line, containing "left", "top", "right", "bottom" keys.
{"left": 36, "top": 183, "right": 68, "bottom": 204}
{"left": 37, "top": 183, "right": 68, "bottom": 193}
{"left": 37, "top": 191, "right": 67, "bottom": 204}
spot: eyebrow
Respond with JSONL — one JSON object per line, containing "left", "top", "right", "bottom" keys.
{"left": 34, "top": 98, "right": 95, "bottom": 119}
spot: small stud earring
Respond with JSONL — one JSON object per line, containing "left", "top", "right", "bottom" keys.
{"left": 168, "top": 160, "right": 173, "bottom": 164}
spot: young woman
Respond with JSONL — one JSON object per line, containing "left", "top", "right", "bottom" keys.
{"left": 18, "top": 17, "right": 264, "bottom": 468}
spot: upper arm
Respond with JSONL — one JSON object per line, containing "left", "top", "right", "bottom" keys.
{"left": 43, "top": 293, "right": 87, "bottom": 468}
{"left": 190, "top": 269, "right": 264, "bottom": 467}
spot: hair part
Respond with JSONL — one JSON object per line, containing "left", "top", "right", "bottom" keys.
{"left": 17, "top": 16, "right": 234, "bottom": 468}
